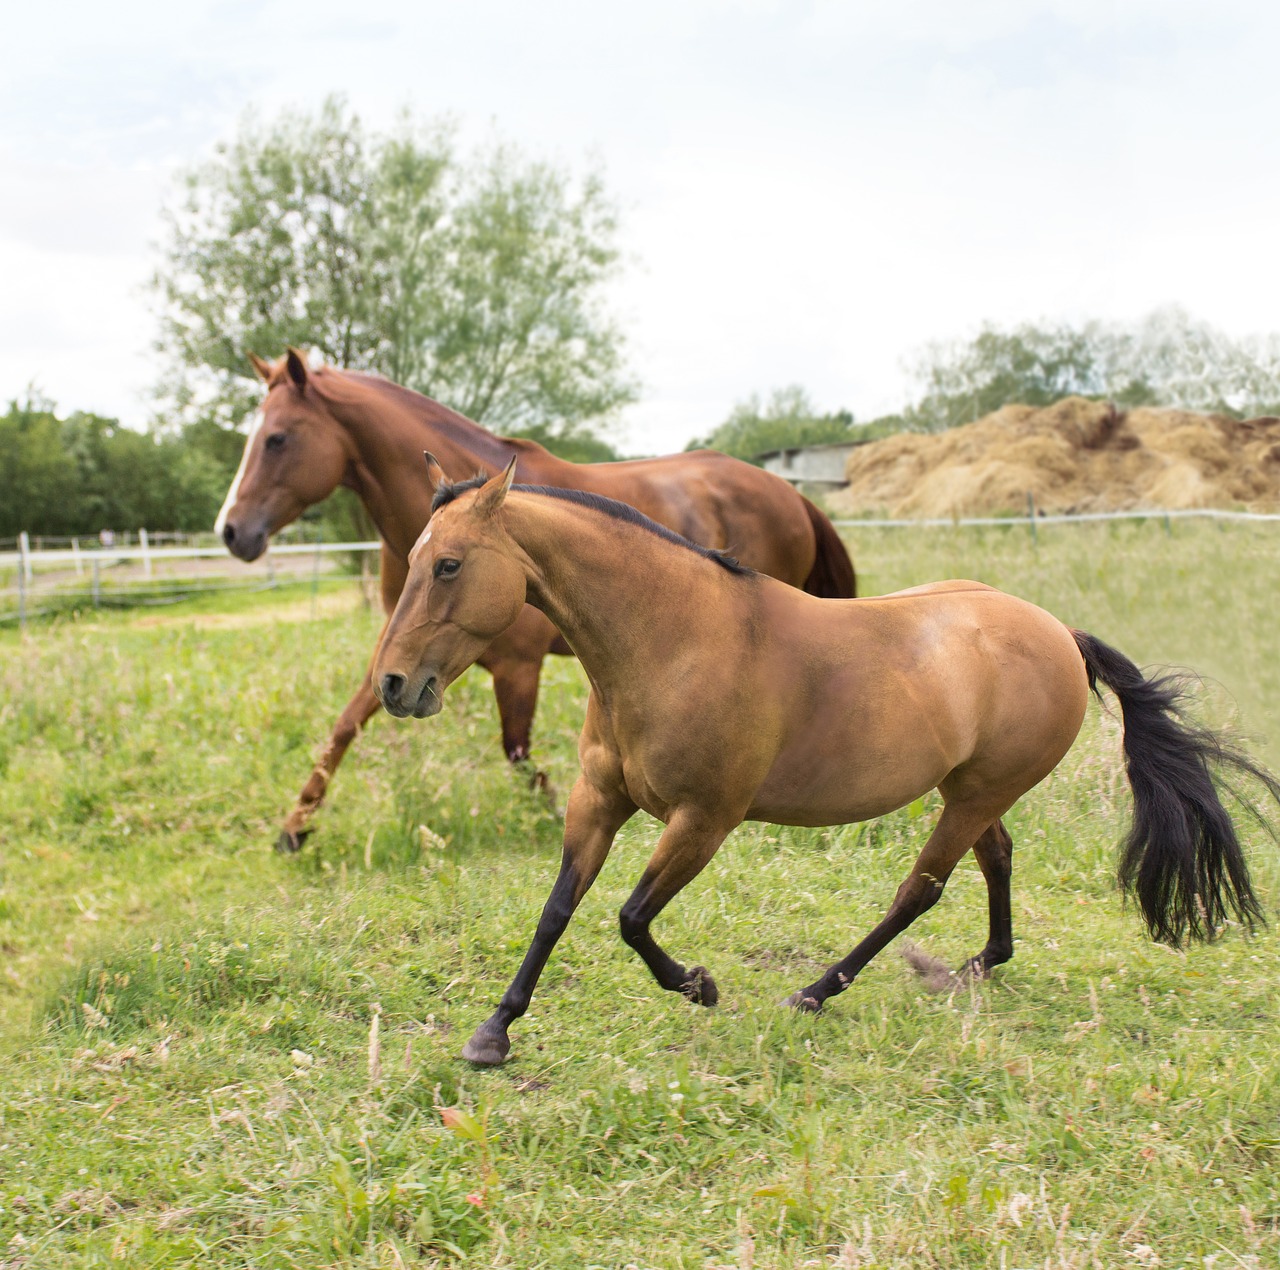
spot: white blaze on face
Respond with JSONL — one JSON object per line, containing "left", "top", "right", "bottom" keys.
{"left": 214, "top": 410, "right": 265, "bottom": 536}
{"left": 408, "top": 528, "right": 432, "bottom": 567}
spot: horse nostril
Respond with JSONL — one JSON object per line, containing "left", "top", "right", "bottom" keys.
{"left": 222, "top": 523, "right": 236, "bottom": 547}
{"left": 380, "top": 673, "right": 405, "bottom": 706}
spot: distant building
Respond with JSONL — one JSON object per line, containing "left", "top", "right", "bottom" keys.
{"left": 755, "top": 440, "right": 864, "bottom": 487}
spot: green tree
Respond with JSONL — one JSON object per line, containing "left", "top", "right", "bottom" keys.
{"left": 903, "top": 307, "right": 1280, "bottom": 432}
{"left": 686, "top": 386, "right": 857, "bottom": 462}
{"left": 0, "top": 399, "right": 230, "bottom": 538}
{"left": 0, "top": 394, "right": 77, "bottom": 539}
{"left": 152, "top": 97, "right": 635, "bottom": 442}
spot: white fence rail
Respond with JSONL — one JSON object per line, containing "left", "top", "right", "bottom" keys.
{"left": 1, "top": 537, "right": 382, "bottom": 629}
{"left": 3, "top": 506, "right": 1277, "bottom": 629}
{"left": 831, "top": 507, "right": 1280, "bottom": 528}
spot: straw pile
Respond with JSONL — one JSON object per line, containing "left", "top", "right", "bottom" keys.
{"left": 832, "top": 398, "right": 1280, "bottom": 518}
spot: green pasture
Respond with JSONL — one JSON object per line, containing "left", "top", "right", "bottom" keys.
{"left": 1, "top": 519, "right": 1277, "bottom": 1268}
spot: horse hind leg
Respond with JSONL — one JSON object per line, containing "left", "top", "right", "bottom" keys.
{"left": 962, "top": 818, "right": 1014, "bottom": 978}
{"left": 784, "top": 802, "right": 996, "bottom": 1012}
{"left": 898, "top": 816, "right": 1017, "bottom": 989}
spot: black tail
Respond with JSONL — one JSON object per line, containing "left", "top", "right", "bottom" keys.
{"left": 1073, "top": 630, "right": 1276, "bottom": 945}
{"left": 801, "top": 497, "right": 857, "bottom": 598}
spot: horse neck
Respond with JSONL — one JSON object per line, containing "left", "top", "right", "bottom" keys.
{"left": 501, "top": 494, "right": 741, "bottom": 693}
{"left": 318, "top": 372, "right": 548, "bottom": 558}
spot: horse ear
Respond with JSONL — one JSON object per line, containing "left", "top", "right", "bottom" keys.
{"left": 247, "top": 351, "right": 273, "bottom": 382}
{"left": 285, "top": 347, "right": 309, "bottom": 389}
{"left": 423, "top": 451, "right": 447, "bottom": 489}
{"left": 474, "top": 455, "right": 519, "bottom": 516}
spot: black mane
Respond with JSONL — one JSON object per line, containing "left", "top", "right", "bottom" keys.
{"left": 430, "top": 477, "right": 754, "bottom": 576}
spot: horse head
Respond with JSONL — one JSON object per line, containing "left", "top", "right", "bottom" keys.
{"left": 215, "top": 349, "right": 356, "bottom": 561}
{"left": 375, "top": 456, "right": 527, "bottom": 718}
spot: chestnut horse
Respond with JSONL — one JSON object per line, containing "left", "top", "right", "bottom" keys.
{"left": 216, "top": 350, "right": 856, "bottom": 851}
{"left": 374, "top": 460, "right": 1275, "bottom": 1066}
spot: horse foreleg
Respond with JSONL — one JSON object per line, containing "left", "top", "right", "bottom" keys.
{"left": 277, "top": 673, "right": 381, "bottom": 853}
{"left": 784, "top": 802, "right": 996, "bottom": 1012}
{"left": 488, "top": 655, "right": 543, "bottom": 765}
{"left": 461, "top": 778, "right": 636, "bottom": 1066}
{"left": 489, "top": 654, "right": 559, "bottom": 803}
{"left": 618, "top": 809, "right": 735, "bottom": 1007}
{"left": 962, "top": 818, "right": 1015, "bottom": 977}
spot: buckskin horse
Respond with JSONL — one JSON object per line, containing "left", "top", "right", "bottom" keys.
{"left": 373, "top": 460, "right": 1275, "bottom": 1066}
{"left": 215, "top": 350, "right": 856, "bottom": 851}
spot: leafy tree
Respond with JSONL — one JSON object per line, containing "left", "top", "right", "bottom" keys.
{"left": 0, "top": 394, "right": 77, "bottom": 538}
{"left": 903, "top": 307, "right": 1280, "bottom": 431}
{"left": 152, "top": 97, "right": 635, "bottom": 443}
{"left": 0, "top": 399, "right": 228, "bottom": 537}
{"left": 686, "top": 386, "right": 857, "bottom": 462}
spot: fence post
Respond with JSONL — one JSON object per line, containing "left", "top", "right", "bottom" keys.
{"left": 92, "top": 557, "right": 101, "bottom": 609}
{"left": 139, "top": 528, "right": 152, "bottom": 579}
{"left": 17, "top": 532, "right": 28, "bottom": 632}
{"left": 72, "top": 537, "right": 83, "bottom": 577}
{"left": 19, "top": 530, "right": 32, "bottom": 584}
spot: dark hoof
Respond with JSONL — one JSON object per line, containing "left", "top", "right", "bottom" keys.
{"left": 275, "top": 828, "right": 312, "bottom": 854}
{"left": 783, "top": 990, "right": 823, "bottom": 1014}
{"left": 680, "top": 966, "right": 718, "bottom": 1007}
{"left": 461, "top": 1025, "right": 510, "bottom": 1066}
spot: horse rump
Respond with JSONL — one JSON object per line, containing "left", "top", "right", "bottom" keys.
{"left": 1073, "top": 630, "right": 1277, "bottom": 945}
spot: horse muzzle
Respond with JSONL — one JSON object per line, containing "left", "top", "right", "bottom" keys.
{"left": 221, "top": 519, "right": 268, "bottom": 562}
{"left": 378, "top": 670, "right": 442, "bottom": 719}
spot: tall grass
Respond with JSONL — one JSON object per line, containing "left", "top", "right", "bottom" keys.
{"left": 0, "top": 519, "right": 1277, "bottom": 1267}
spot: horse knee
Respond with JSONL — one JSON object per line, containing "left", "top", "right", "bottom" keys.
{"left": 619, "top": 905, "right": 647, "bottom": 948}
{"left": 333, "top": 717, "right": 363, "bottom": 749}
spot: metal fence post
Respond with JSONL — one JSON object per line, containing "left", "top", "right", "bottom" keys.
{"left": 17, "top": 532, "right": 28, "bottom": 631}
{"left": 139, "top": 528, "right": 152, "bottom": 579}
{"left": 72, "top": 536, "right": 83, "bottom": 577}
{"left": 19, "top": 530, "right": 32, "bottom": 584}
{"left": 92, "top": 557, "right": 101, "bottom": 608}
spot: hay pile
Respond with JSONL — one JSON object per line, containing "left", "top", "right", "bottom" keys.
{"left": 833, "top": 397, "right": 1280, "bottom": 518}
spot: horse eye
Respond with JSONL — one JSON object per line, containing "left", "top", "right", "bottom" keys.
{"left": 434, "top": 558, "right": 461, "bottom": 579}
{"left": 264, "top": 432, "right": 287, "bottom": 451}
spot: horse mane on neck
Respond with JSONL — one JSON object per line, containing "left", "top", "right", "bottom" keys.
{"left": 432, "top": 478, "right": 755, "bottom": 576}
{"left": 307, "top": 367, "right": 538, "bottom": 468}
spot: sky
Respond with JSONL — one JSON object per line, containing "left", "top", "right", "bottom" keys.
{"left": 3, "top": 0, "right": 1279, "bottom": 454}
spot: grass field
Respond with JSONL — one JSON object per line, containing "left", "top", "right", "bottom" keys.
{"left": 1, "top": 520, "right": 1278, "bottom": 1269}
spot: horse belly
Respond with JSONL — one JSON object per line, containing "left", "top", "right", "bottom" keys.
{"left": 746, "top": 736, "right": 954, "bottom": 827}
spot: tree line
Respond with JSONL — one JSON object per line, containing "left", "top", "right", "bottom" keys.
{"left": 691, "top": 308, "right": 1280, "bottom": 462}
{"left": 6, "top": 97, "right": 1280, "bottom": 538}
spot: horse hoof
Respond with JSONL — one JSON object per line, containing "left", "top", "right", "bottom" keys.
{"left": 681, "top": 967, "right": 718, "bottom": 1007}
{"left": 461, "top": 1026, "right": 510, "bottom": 1066}
{"left": 275, "top": 828, "right": 312, "bottom": 854}
{"left": 782, "top": 990, "right": 823, "bottom": 1014}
